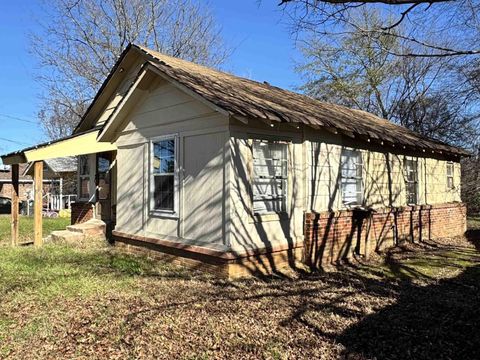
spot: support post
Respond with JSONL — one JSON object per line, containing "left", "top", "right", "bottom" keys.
{"left": 11, "top": 164, "right": 19, "bottom": 246}
{"left": 59, "top": 177, "right": 63, "bottom": 210}
{"left": 34, "top": 161, "right": 43, "bottom": 247}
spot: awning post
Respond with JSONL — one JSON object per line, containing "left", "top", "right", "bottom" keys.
{"left": 11, "top": 164, "right": 19, "bottom": 246}
{"left": 34, "top": 161, "right": 43, "bottom": 247}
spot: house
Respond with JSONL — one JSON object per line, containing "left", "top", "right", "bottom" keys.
{"left": 24, "top": 157, "right": 77, "bottom": 195}
{"left": 1, "top": 44, "right": 469, "bottom": 277}
{"left": 0, "top": 158, "right": 76, "bottom": 206}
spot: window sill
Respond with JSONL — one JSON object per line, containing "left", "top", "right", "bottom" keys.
{"left": 250, "top": 212, "right": 289, "bottom": 223}
{"left": 150, "top": 210, "right": 179, "bottom": 219}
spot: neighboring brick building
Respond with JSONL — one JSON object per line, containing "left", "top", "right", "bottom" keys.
{"left": 0, "top": 164, "right": 33, "bottom": 200}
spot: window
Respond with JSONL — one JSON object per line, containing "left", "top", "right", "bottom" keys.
{"left": 151, "top": 137, "right": 177, "bottom": 213}
{"left": 447, "top": 162, "right": 454, "bottom": 189}
{"left": 252, "top": 140, "right": 288, "bottom": 214}
{"left": 78, "top": 155, "right": 90, "bottom": 200}
{"left": 340, "top": 149, "right": 363, "bottom": 206}
{"left": 404, "top": 158, "right": 418, "bottom": 204}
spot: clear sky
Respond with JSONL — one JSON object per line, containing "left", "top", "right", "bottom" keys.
{"left": 0, "top": 0, "right": 302, "bottom": 159}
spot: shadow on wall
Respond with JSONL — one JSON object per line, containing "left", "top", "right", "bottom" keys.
{"left": 338, "top": 263, "right": 480, "bottom": 360}
{"left": 230, "top": 137, "right": 299, "bottom": 277}
{"left": 229, "top": 137, "right": 448, "bottom": 276}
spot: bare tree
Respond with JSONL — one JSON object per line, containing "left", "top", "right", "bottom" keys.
{"left": 32, "top": 0, "right": 230, "bottom": 139}
{"left": 296, "top": 9, "right": 479, "bottom": 147}
{"left": 280, "top": 0, "right": 480, "bottom": 57}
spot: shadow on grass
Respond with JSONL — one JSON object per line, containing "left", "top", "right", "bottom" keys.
{"left": 338, "top": 263, "right": 480, "bottom": 360}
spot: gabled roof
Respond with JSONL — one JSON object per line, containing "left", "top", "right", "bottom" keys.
{"left": 23, "top": 157, "right": 77, "bottom": 177}
{"left": 82, "top": 44, "right": 469, "bottom": 157}
{"left": 44, "top": 157, "right": 77, "bottom": 173}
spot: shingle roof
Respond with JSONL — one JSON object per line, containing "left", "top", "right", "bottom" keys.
{"left": 132, "top": 44, "right": 468, "bottom": 157}
{"left": 45, "top": 157, "right": 77, "bottom": 173}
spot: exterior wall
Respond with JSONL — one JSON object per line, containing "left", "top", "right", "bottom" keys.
{"left": 0, "top": 183, "right": 32, "bottom": 201}
{"left": 94, "top": 57, "right": 146, "bottom": 127}
{"left": 71, "top": 202, "right": 94, "bottom": 224}
{"left": 113, "top": 78, "right": 230, "bottom": 249}
{"left": 0, "top": 164, "right": 33, "bottom": 200}
{"left": 307, "top": 130, "right": 462, "bottom": 212}
{"left": 304, "top": 203, "right": 467, "bottom": 268}
{"left": 229, "top": 123, "right": 464, "bottom": 259}
{"left": 228, "top": 123, "right": 306, "bottom": 254}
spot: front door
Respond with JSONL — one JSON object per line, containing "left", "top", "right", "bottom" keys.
{"left": 96, "top": 152, "right": 113, "bottom": 222}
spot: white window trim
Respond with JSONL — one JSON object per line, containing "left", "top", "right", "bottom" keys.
{"left": 404, "top": 157, "right": 419, "bottom": 205}
{"left": 77, "top": 154, "right": 96, "bottom": 202}
{"left": 149, "top": 134, "right": 179, "bottom": 218}
{"left": 340, "top": 148, "right": 364, "bottom": 207}
{"left": 251, "top": 139, "right": 289, "bottom": 215}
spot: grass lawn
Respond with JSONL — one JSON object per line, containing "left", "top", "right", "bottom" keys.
{"left": 0, "top": 217, "right": 479, "bottom": 359}
{"left": 0, "top": 215, "right": 70, "bottom": 245}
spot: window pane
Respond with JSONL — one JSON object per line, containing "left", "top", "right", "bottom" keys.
{"left": 154, "top": 175, "right": 174, "bottom": 210}
{"left": 153, "top": 140, "right": 175, "bottom": 174}
{"left": 80, "top": 178, "right": 90, "bottom": 199}
{"left": 252, "top": 140, "right": 288, "bottom": 214}
{"left": 79, "top": 156, "right": 89, "bottom": 175}
{"left": 404, "top": 159, "right": 418, "bottom": 204}
{"left": 341, "top": 149, "right": 362, "bottom": 205}
{"left": 447, "top": 177, "right": 454, "bottom": 189}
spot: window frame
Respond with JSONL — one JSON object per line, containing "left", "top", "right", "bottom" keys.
{"left": 340, "top": 148, "right": 364, "bottom": 207}
{"left": 78, "top": 155, "right": 94, "bottom": 202}
{"left": 149, "top": 134, "right": 179, "bottom": 218}
{"left": 446, "top": 161, "right": 454, "bottom": 190}
{"left": 404, "top": 157, "right": 419, "bottom": 205}
{"left": 251, "top": 139, "right": 289, "bottom": 215}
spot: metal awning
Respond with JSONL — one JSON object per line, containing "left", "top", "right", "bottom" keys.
{"left": 1, "top": 128, "right": 116, "bottom": 165}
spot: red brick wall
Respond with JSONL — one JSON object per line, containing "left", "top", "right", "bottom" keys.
{"left": 304, "top": 202, "right": 467, "bottom": 268}
{"left": 0, "top": 183, "right": 32, "bottom": 201}
{"left": 71, "top": 202, "right": 94, "bottom": 225}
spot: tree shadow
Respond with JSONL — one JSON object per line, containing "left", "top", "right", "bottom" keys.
{"left": 338, "top": 264, "right": 480, "bottom": 360}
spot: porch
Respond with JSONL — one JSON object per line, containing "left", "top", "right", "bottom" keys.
{"left": 1, "top": 128, "right": 117, "bottom": 246}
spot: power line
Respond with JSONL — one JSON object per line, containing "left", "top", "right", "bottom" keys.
{"left": 0, "top": 137, "right": 32, "bottom": 146}
{"left": 0, "top": 113, "right": 38, "bottom": 124}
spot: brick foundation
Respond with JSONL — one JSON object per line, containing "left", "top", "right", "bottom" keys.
{"left": 113, "top": 230, "right": 303, "bottom": 279}
{"left": 111, "top": 202, "right": 466, "bottom": 277}
{"left": 304, "top": 202, "right": 467, "bottom": 268}
{"left": 71, "top": 202, "right": 94, "bottom": 225}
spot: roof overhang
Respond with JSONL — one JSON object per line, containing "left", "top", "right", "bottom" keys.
{"left": 1, "top": 129, "right": 116, "bottom": 165}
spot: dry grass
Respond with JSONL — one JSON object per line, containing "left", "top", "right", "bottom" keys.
{"left": 0, "top": 217, "right": 479, "bottom": 359}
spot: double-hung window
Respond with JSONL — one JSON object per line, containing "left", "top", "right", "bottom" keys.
{"left": 340, "top": 149, "right": 363, "bottom": 206}
{"left": 404, "top": 158, "right": 418, "bottom": 204}
{"left": 78, "top": 155, "right": 91, "bottom": 201}
{"left": 252, "top": 140, "right": 288, "bottom": 214}
{"left": 151, "top": 136, "right": 177, "bottom": 214}
{"left": 446, "top": 162, "right": 454, "bottom": 189}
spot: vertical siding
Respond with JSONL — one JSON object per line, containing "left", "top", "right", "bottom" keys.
{"left": 114, "top": 79, "right": 229, "bottom": 247}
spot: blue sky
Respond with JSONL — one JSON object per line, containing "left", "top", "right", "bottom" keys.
{"left": 0, "top": 0, "right": 302, "bottom": 159}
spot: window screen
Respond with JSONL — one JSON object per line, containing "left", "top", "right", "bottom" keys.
{"left": 152, "top": 138, "right": 176, "bottom": 211}
{"left": 404, "top": 158, "right": 418, "bottom": 204}
{"left": 78, "top": 155, "right": 90, "bottom": 200}
{"left": 340, "top": 149, "right": 363, "bottom": 206}
{"left": 252, "top": 140, "right": 288, "bottom": 214}
{"left": 446, "top": 162, "right": 454, "bottom": 189}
